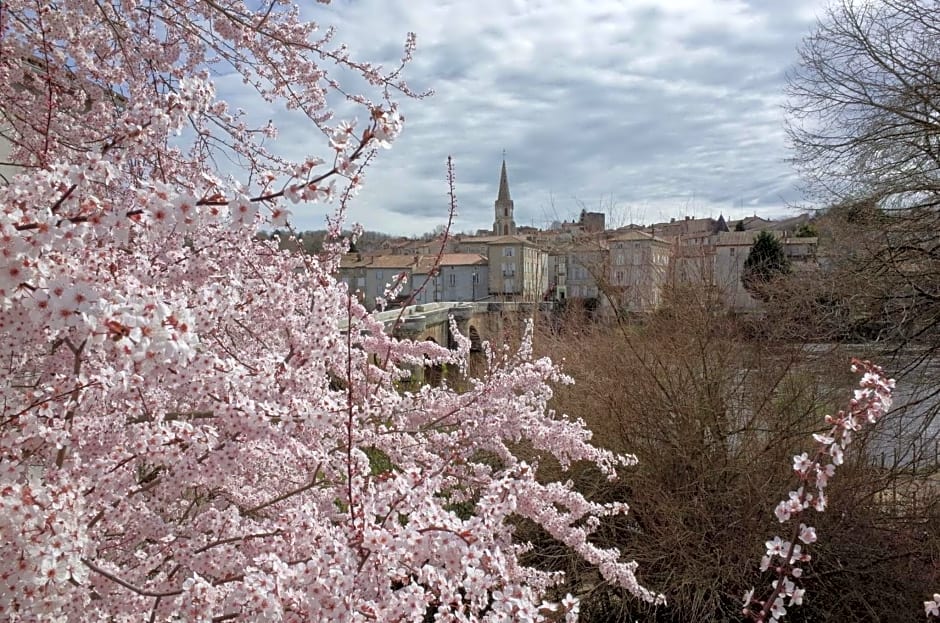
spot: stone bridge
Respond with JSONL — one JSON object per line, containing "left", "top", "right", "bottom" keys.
{"left": 356, "top": 301, "right": 551, "bottom": 386}
{"left": 372, "top": 301, "right": 551, "bottom": 350}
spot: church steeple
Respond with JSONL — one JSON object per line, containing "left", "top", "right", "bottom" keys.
{"left": 493, "top": 154, "right": 516, "bottom": 236}
{"left": 497, "top": 160, "right": 512, "bottom": 204}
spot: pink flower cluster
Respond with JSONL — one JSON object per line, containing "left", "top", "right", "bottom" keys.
{"left": 743, "top": 360, "right": 895, "bottom": 623}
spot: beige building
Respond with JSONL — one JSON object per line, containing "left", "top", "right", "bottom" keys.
{"left": 607, "top": 230, "right": 671, "bottom": 312}
{"left": 383, "top": 236, "right": 451, "bottom": 256}
{"left": 538, "top": 228, "right": 672, "bottom": 313}
{"left": 453, "top": 234, "right": 503, "bottom": 256}
{"left": 713, "top": 231, "right": 764, "bottom": 312}
{"left": 486, "top": 236, "right": 548, "bottom": 301}
{"left": 545, "top": 247, "right": 569, "bottom": 302}
{"left": 648, "top": 215, "right": 725, "bottom": 241}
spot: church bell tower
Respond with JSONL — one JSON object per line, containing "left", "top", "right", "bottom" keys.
{"left": 493, "top": 157, "right": 516, "bottom": 236}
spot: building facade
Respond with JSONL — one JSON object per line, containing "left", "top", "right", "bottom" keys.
{"left": 607, "top": 230, "right": 671, "bottom": 312}
{"left": 561, "top": 242, "right": 607, "bottom": 302}
{"left": 339, "top": 253, "right": 490, "bottom": 309}
{"left": 411, "top": 254, "right": 489, "bottom": 305}
{"left": 486, "top": 236, "right": 548, "bottom": 301}
{"left": 672, "top": 230, "right": 819, "bottom": 313}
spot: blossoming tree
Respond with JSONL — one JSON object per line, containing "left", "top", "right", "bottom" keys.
{"left": 0, "top": 1, "right": 665, "bottom": 620}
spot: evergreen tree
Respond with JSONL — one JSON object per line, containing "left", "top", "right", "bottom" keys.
{"left": 795, "top": 223, "right": 818, "bottom": 238}
{"left": 742, "top": 231, "right": 791, "bottom": 298}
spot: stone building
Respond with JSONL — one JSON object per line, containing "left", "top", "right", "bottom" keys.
{"left": 560, "top": 241, "right": 606, "bottom": 302}
{"left": 607, "top": 230, "right": 671, "bottom": 312}
{"left": 486, "top": 236, "right": 548, "bottom": 301}
{"left": 339, "top": 253, "right": 489, "bottom": 309}
{"left": 411, "top": 254, "right": 489, "bottom": 305}
{"left": 579, "top": 210, "right": 605, "bottom": 233}
{"left": 672, "top": 230, "right": 819, "bottom": 313}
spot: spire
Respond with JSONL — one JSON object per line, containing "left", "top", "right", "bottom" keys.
{"left": 493, "top": 153, "right": 516, "bottom": 236}
{"left": 715, "top": 213, "right": 729, "bottom": 233}
{"left": 497, "top": 158, "right": 512, "bottom": 203}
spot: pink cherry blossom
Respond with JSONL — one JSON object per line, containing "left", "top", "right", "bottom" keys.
{"left": 926, "top": 594, "right": 940, "bottom": 617}
{"left": 792, "top": 452, "right": 813, "bottom": 475}
{"left": 0, "top": 2, "right": 663, "bottom": 620}
{"left": 746, "top": 361, "right": 895, "bottom": 623}
{"left": 798, "top": 524, "right": 816, "bottom": 545}
{"left": 765, "top": 536, "right": 788, "bottom": 558}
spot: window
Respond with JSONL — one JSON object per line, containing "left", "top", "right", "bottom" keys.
{"left": 502, "top": 247, "right": 515, "bottom": 257}
{"left": 375, "top": 270, "right": 384, "bottom": 279}
{"left": 730, "top": 248, "right": 735, "bottom": 256}
{"left": 448, "top": 273, "right": 456, "bottom": 287}
{"left": 472, "top": 273, "right": 480, "bottom": 284}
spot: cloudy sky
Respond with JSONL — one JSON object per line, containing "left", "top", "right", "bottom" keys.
{"left": 231, "top": 0, "right": 830, "bottom": 236}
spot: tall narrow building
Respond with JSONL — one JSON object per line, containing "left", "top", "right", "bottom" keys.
{"left": 492, "top": 158, "right": 517, "bottom": 236}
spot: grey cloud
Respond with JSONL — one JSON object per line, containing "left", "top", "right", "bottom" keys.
{"left": 271, "top": 0, "right": 831, "bottom": 235}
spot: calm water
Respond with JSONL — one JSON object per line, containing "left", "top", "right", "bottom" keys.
{"left": 809, "top": 343, "right": 940, "bottom": 468}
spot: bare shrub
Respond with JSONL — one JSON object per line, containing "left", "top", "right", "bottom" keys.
{"left": 519, "top": 282, "right": 940, "bottom": 621}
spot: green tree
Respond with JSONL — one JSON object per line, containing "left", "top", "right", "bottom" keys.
{"left": 795, "top": 222, "right": 818, "bottom": 238}
{"left": 742, "top": 231, "right": 790, "bottom": 297}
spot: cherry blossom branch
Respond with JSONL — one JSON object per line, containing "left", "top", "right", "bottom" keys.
{"left": 375, "top": 155, "right": 458, "bottom": 372}
{"left": 242, "top": 465, "right": 321, "bottom": 515}
{"left": 743, "top": 359, "right": 895, "bottom": 623}
{"left": 0, "top": 1, "right": 677, "bottom": 619}
{"left": 0, "top": 380, "right": 99, "bottom": 427}
{"left": 11, "top": 114, "right": 383, "bottom": 233}
{"left": 192, "top": 531, "right": 283, "bottom": 555}
{"left": 81, "top": 558, "right": 183, "bottom": 598}
{"left": 344, "top": 278, "right": 359, "bottom": 536}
